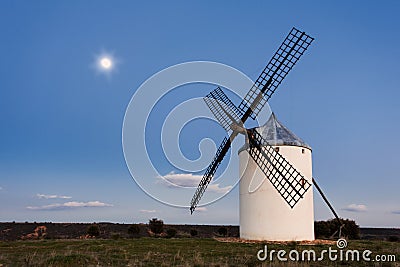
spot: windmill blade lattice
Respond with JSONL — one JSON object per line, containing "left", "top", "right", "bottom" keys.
{"left": 190, "top": 137, "right": 231, "bottom": 213}
{"left": 247, "top": 129, "right": 311, "bottom": 208}
{"left": 238, "top": 27, "right": 314, "bottom": 119}
{"left": 203, "top": 87, "right": 244, "bottom": 134}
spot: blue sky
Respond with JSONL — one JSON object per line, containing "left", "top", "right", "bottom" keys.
{"left": 0, "top": 1, "right": 399, "bottom": 227}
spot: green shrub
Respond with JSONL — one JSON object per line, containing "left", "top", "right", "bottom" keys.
{"left": 314, "top": 221, "right": 330, "bottom": 238}
{"left": 190, "top": 229, "right": 198, "bottom": 237}
{"left": 128, "top": 224, "right": 140, "bottom": 236}
{"left": 314, "top": 218, "right": 360, "bottom": 239}
{"left": 342, "top": 219, "right": 360, "bottom": 239}
{"left": 87, "top": 224, "right": 100, "bottom": 237}
{"left": 218, "top": 227, "right": 227, "bottom": 237}
{"left": 166, "top": 228, "right": 177, "bottom": 238}
{"left": 149, "top": 218, "right": 164, "bottom": 235}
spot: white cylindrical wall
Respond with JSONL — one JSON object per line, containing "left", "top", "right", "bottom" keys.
{"left": 239, "top": 145, "right": 314, "bottom": 241}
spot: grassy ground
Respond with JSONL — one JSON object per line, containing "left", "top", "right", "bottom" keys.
{"left": 0, "top": 238, "right": 398, "bottom": 266}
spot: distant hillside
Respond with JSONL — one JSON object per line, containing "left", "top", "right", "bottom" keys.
{"left": 0, "top": 222, "right": 239, "bottom": 241}
{"left": 360, "top": 228, "right": 400, "bottom": 240}
{"left": 0, "top": 222, "right": 399, "bottom": 241}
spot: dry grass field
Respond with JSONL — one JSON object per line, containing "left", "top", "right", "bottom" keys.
{"left": 0, "top": 238, "right": 398, "bottom": 266}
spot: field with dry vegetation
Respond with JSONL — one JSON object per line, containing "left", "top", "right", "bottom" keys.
{"left": 0, "top": 238, "right": 398, "bottom": 266}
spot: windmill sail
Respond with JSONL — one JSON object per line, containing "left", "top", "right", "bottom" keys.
{"left": 190, "top": 137, "right": 231, "bottom": 214}
{"left": 238, "top": 27, "right": 314, "bottom": 119}
{"left": 203, "top": 87, "right": 244, "bottom": 134}
{"left": 247, "top": 129, "right": 311, "bottom": 208}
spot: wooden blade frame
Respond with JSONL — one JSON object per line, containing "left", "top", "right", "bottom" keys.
{"left": 247, "top": 129, "right": 311, "bottom": 208}
{"left": 203, "top": 87, "right": 244, "bottom": 134}
{"left": 190, "top": 137, "right": 230, "bottom": 214}
{"left": 238, "top": 27, "right": 314, "bottom": 119}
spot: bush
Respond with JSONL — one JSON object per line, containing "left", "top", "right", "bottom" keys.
{"left": 87, "top": 224, "right": 100, "bottom": 237}
{"left": 190, "top": 229, "right": 198, "bottom": 237}
{"left": 128, "top": 224, "right": 140, "bottom": 237}
{"left": 314, "top": 218, "right": 360, "bottom": 239}
{"left": 342, "top": 219, "right": 360, "bottom": 239}
{"left": 218, "top": 227, "right": 228, "bottom": 237}
{"left": 314, "top": 221, "right": 330, "bottom": 238}
{"left": 149, "top": 218, "right": 164, "bottom": 235}
{"left": 388, "top": 236, "right": 399, "bottom": 242}
{"left": 166, "top": 228, "right": 177, "bottom": 238}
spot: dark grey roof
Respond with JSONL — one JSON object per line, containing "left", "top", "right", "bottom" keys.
{"left": 238, "top": 112, "right": 311, "bottom": 154}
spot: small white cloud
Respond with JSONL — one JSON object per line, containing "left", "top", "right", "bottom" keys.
{"left": 140, "top": 209, "right": 156, "bottom": 213}
{"left": 36, "top": 194, "right": 72, "bottom": 199}
{"left": 27, "top": 201, "right": 113, "bottom": 210}
{"left": 195, "top": 207, "right": 207, "bottom": 212}
{"left": 157, "top": 172, "right": 232, "bottom": 194}
{"left": 342, "top": 204, "right": 367, "bottom": 213}
{"left": 207, "top": 184, "right": 233, "bottom": 194}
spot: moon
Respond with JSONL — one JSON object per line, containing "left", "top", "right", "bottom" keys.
{"left": 93, "top": 52, "right": 117, "bottom": 76}
{"left": 99, "top": 57, "right": 113, "bottom": 70}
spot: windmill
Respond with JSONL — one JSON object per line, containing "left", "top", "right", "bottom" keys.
{"left": 190, "top": 27, "right": 343, "bottom": 240}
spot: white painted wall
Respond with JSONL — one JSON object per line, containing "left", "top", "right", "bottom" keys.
{"left": 239, "top": 145, "right": 314, "bottom": 241}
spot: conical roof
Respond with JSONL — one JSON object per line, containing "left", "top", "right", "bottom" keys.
{"left": 239, "top": 112, "right": 311, "bottom": 153}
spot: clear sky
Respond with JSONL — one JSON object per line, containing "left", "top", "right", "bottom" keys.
{"left": 0, "top": 1, "right": 399, "bottom": 227}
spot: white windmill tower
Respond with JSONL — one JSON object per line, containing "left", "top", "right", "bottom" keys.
{"left": 189, "top": 27, "right": 343, "bottom": 241}
{"left": 239, "top": 112, "right": 314, "bottom": 241}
